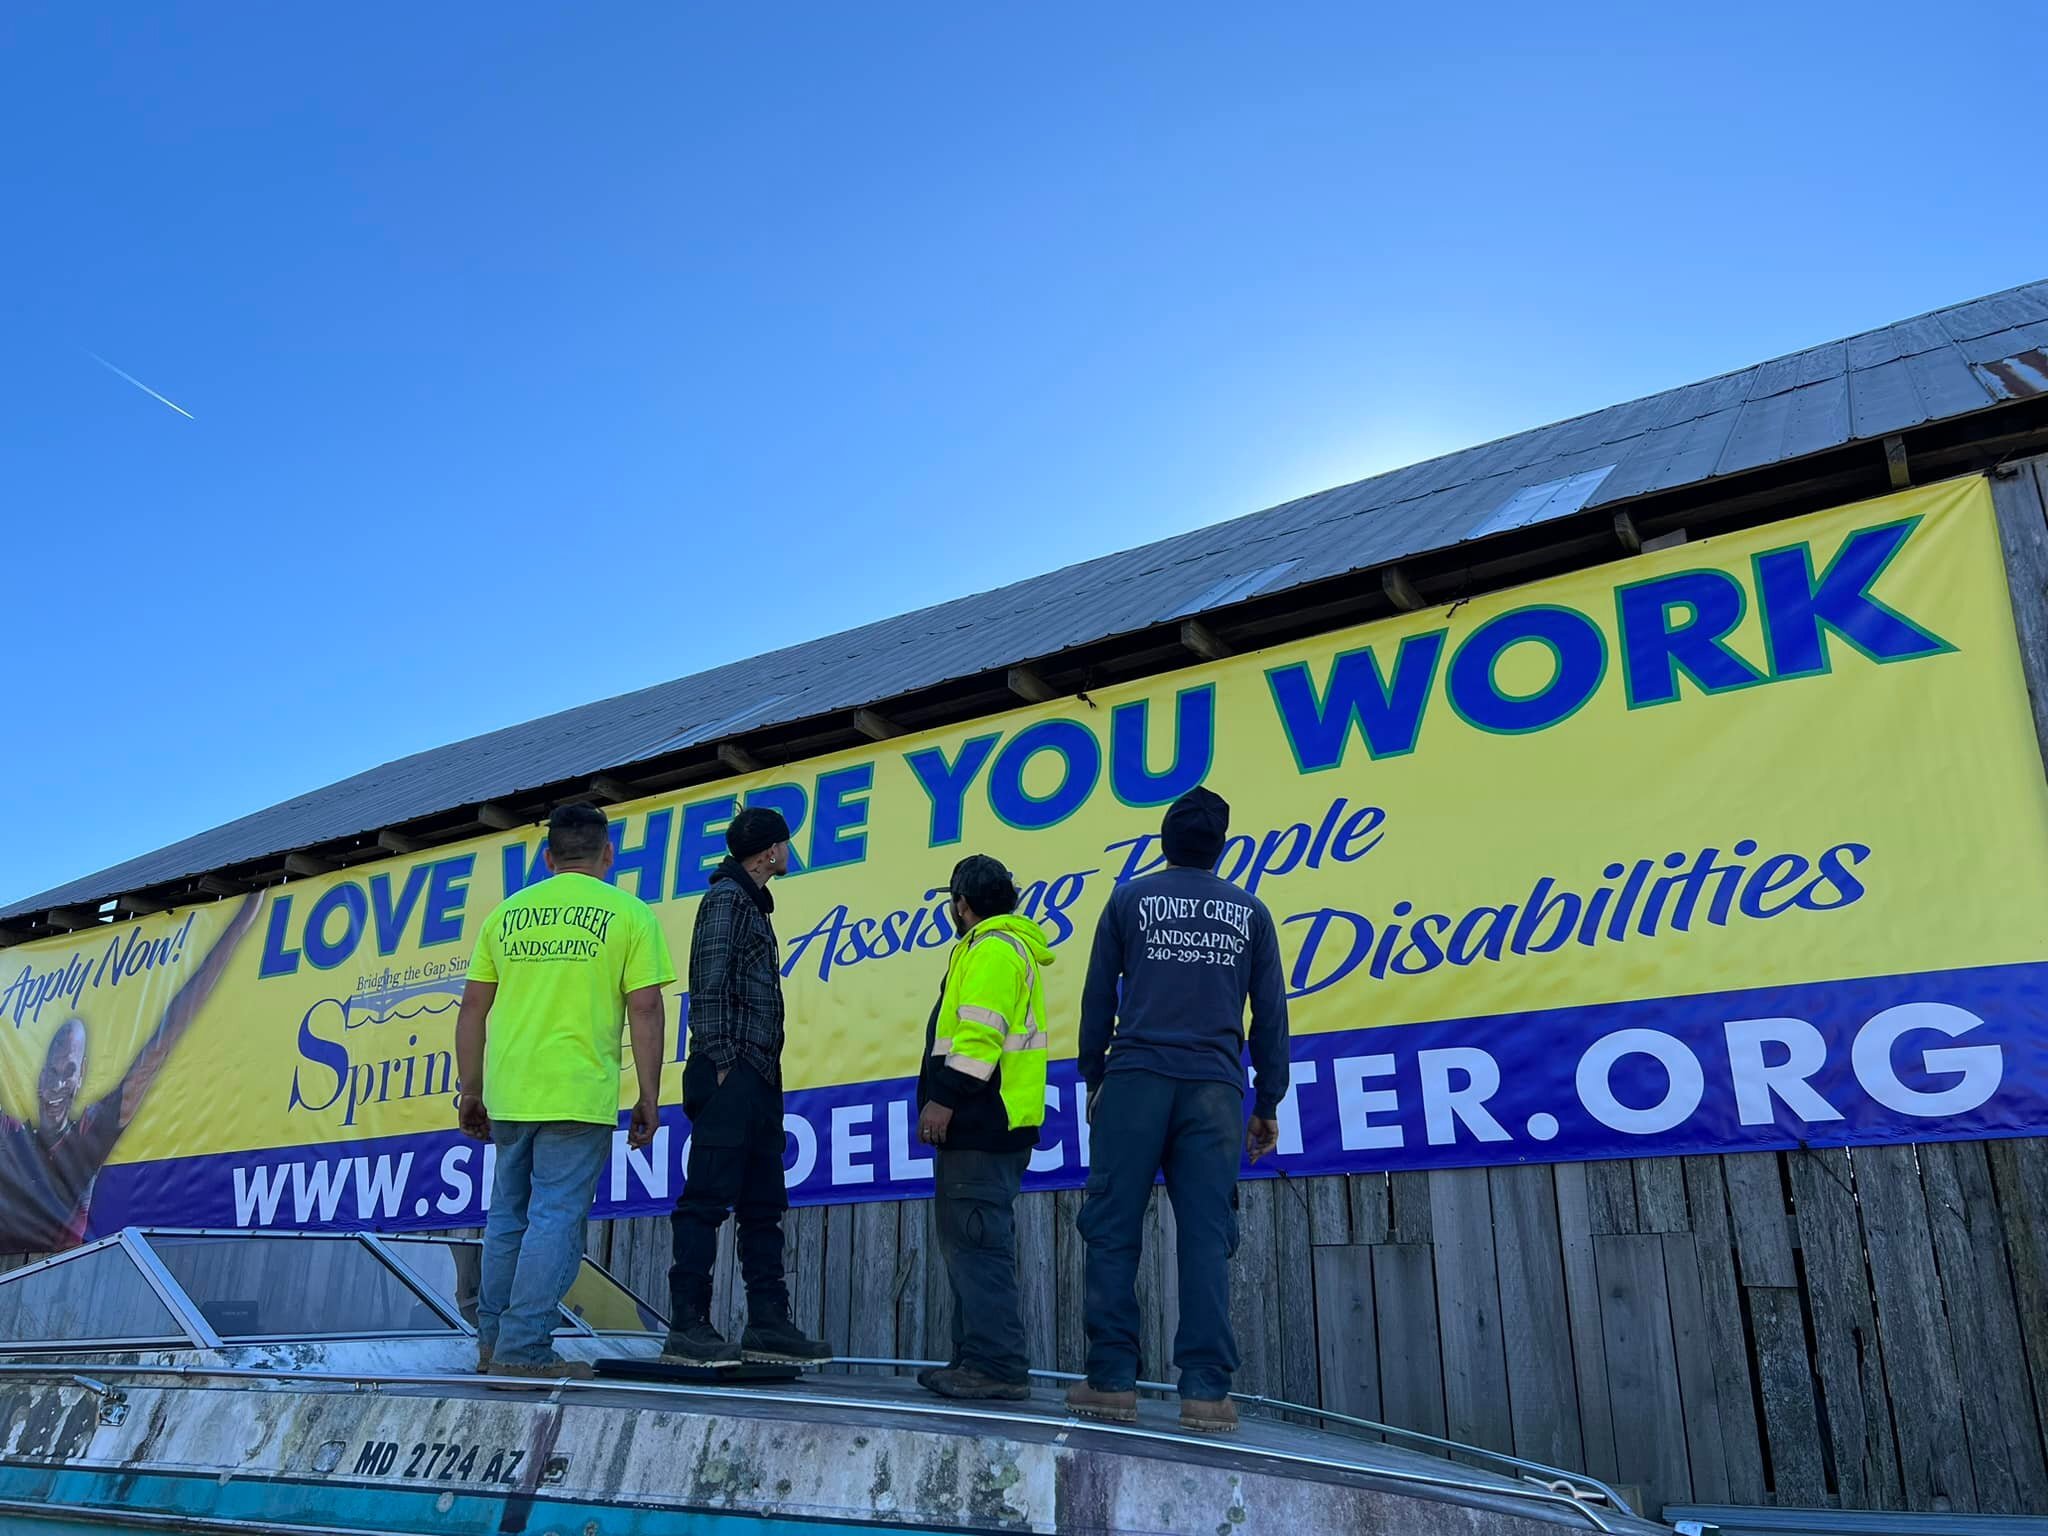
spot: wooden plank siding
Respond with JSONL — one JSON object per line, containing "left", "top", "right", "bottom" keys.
{"left": 542, "top": 1140, "right": 2048, "bottom": 1515}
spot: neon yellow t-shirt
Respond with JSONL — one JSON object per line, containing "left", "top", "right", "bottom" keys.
{"left": 466, "top": 871, "right": 676, "bottom": 1126}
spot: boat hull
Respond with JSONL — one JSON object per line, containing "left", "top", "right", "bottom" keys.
{"left": 0, "top": 1365, "right": 1654, "bottom": 1534}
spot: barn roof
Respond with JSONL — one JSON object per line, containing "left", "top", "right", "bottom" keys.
{"left": 11, "top": 277, "right": 2048, "bottom": 927}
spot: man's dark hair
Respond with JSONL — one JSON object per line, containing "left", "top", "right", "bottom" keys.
{"left": 951, "top": 855, "right": 1019, "bottom": 919}
{"left": 548, "top": 802, "right": 611, "bottom": 863}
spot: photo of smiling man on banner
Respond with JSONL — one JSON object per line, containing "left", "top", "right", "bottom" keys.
{"left": 0, "top": 893, "right": 263, "bottom": 1252}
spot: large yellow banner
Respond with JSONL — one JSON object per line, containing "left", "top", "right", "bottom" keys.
{"left": 4, "top": 476, "right": 2045, "bottom": 1245}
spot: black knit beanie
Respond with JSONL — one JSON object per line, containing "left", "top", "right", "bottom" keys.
{"left": 727, "top": 806, "right": 792, "bottom": 861}
{"left": 1160, "top": 787, "right": 1230, "bottom": 868}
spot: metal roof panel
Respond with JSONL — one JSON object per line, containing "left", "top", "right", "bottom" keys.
{"left": 1749, "top": 343, "right": 1847, "bottom": 400}
{"left": 1846, "top": 315, "right": 1952, "bottom": 369}
{"left": 1905, "top": 346, "right": 2001, "bottom": 417}
{"left": 1847, "top": 358, "right": 1932, "bottom": 438}
{"left": 1938, "top": 282, "right": 2048, "bottom": 342}
{"left": 1592, "top": 408, "right": 1745, "bottom": 503}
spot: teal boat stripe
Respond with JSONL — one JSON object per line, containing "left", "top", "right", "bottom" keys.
{"left": 0, "top": 1464, "right": 954, "bottom": 1535}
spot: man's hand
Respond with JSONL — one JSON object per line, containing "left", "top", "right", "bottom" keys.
{"left": 1086, "top": 1087, "right": 1101, "bottom": 1125}
{"left": 918, "top": 1102, "right": 954, "bottom": 1146}
{"left": 1246, "top": 1116, "right": 1280, "bottom": 1164}
{"left": 457, "top": 1092, "right": 491, "bottom": 1143}
{"left": 629, "top": 1095, "right": 660, "bottom": 1150}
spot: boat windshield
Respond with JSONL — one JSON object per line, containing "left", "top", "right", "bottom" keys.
{"left": 0, "top": 1228, "right": 665, "bottom": 1353}
{"left": 150, "top": 1233, "right": 452, "bottom": 1340}
{"left": 378, "top": 1234, "right": 664, "bottom": 1335}
{"left": 0, "top": 1242, "right": 186, "bottom": 1348}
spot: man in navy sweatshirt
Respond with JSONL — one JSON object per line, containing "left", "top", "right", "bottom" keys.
{"left": 1066, "top": 786, "right": 1289, "bottom": 1435}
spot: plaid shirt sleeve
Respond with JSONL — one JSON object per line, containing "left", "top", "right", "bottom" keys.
{"left": 685, "top": 885, "right": 785, "bottom": 1081}
{"left": 687, "top": 886, "right": 742, "bottom": 1070}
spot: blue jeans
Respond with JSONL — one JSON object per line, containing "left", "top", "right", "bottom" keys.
{"left": 481, "top": 1120, "right": 612, "bottom": 1365}
{"left": 1078, "top": 1072, "right": 1242, "bottom": 1401}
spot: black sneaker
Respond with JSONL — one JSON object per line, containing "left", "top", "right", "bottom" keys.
{"left": 923, "top": 1366, "right": 1029, "bottom": 1401}
{"left": 661, "top": 1318, "right": 741, "bottom": 1366}
{"left": 742, "top": 1310, "right": 833, "bottom": 1364}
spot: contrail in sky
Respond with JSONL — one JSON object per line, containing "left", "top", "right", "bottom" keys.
{"left": 84, "top": 350, "right": 196, "bottom": 420}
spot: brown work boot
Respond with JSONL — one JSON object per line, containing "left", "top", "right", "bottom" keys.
{"left": 487, "top": 1358, "right": 594, "bottom": 1381}
{"left": 923, "top": 1366, "right": 1029, "bottom": 1401}
{"left": 475, "top": 1344, "right": 493, "bottom": 1374}
{"left": 1065, "top": 1380, "right": 1138, "bottom": 1423}
{"left": 1180, "top": 1397, "right": 1238, "bottom": 1434}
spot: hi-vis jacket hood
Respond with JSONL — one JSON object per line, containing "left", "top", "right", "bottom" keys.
{"left": 918, "top": 914, "right": 1055, "bottom": 1152}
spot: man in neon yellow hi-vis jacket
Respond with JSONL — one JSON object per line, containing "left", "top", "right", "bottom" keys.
{"left": 914, "top": 854, "right": 1053, "bottom": 1401}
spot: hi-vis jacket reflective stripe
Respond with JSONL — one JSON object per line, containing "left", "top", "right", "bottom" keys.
{"left": 928, "top": 914, "right": 1054, "bottom": 1133}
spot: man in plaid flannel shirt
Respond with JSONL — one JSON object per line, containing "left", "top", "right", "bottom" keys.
{"left": 664, "top": 805, "right": 833, "bottom": 1365}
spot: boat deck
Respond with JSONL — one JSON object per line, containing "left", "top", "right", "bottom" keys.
{"left": 0, "top": 1229, "right": 1661, "bottom": 1534}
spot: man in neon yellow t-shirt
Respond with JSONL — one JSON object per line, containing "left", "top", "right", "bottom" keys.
{"left": 455, "top": 802, "right": 675, "bottom": 1379}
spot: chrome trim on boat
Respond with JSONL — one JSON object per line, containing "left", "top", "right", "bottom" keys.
{"left": 0, "top": 1336, "right": 191, "bottom": 1356}
{"left": 552, "top": 1305, "right": 599, "bottom": 1338}
{"left": 0, "top": 1233, "right": 130, "bottom": 1285}
{"left": 832, "top": 1354, "right": 1633, "bottom": 1516}
{"left": 0, "top": 1361, "right": 1625, "bottom": 1532}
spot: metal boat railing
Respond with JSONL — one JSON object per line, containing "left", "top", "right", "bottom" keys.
{"left": 834, "top": 1354, "right": 1632, "bottom": 1515}
{"left": 0, "top": 1359, "right": 1631, "bottom": 1533}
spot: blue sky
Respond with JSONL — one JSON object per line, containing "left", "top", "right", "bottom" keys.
{"left": 3, "top": 1, "right": 2041, "bottom": 906}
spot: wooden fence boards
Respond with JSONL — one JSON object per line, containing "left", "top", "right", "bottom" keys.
{"left": 1660, "top": 1232, "right": 1732, "bottom": 1503}
{"left": 1129, "top": 1188, "right": 1164, "bottom": 1381}
{"left": 896, "top": 1199, "right": 930, "bottom": 1367}
{"left": 1721, "top": 1152, "right": 1797, "bottom": 1289}
{"left": 1487, "top": 1164, "right": 1582, "bottom": 1470}
{"left": 921, "top": 1197, "right": 954, "bottom": 1366}
{"left": 1787, "top": 1149, "right": 1904, "bottom": 1510}
{"left": 1918, "top": 1141, "right": 2048, "bottom": 1512}
{"left": 1349, "top": 1172, "right": 1391, "bottom": 1245}
{"left": 1748, "top": 1284, "right": 1828, "bottom": 1505}
{"left": 1274, "top": 1174, "right": 1321, "bottom": 1414}
{"left": 1854, "top": 1144, "right": 1976, "bottom": 1512}
{"left": 1389, "top": 1169, "right": 1433, "bottom": 1244}
{"left": 847, "top": 1198, "right": 899, "bottom": 1360}
{"left": 1585, "top": 1159, "right": 1641, "bottom": 1235}
{"left": 1593, "top": 1232, "right": 1691, "bottom": 1516}
{"left": 1678, "top": 1157, "right": 1766, "bottom": 1503}
{"left": 785, "top": 1204, "right": 826, "bottom": 1344}
{"left": 1015, "top": 1190, "right": 1058, "bottom": 1377}
{"left": 1552, "top": 1161, "right": 1621, "bottom": 1482}
{"left": 1634, "top": 1158, "right": 1689, "bottom": 1234}
{"left": 709, "top": 1219, "right": 741, "bottom": 1340}
{"left": 1306, "top": 1173, "right": 1351, "bottom": 1246}
{"left": 1989, "top": 1137, "right": 2048, "bottom": 1486}
{"left": 1227, "top": 1179, "right": 1283, "bottom": 1398}
{"left": 1139, "top": 1187, "right": 1179, "bottom": 1381}
{"left": 1429, "top": 1167, "right": 1512, "bottom": 1453}
{"left": 1372, "top": 1241, "right": 1447, "bottom": 1439}
{"left": 1311, "top": 1244, "right": 1379, "bottom": 1422}
{"left": 821, "top": 1201, "right": 855, "bottom": 1372}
